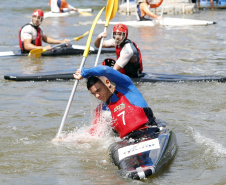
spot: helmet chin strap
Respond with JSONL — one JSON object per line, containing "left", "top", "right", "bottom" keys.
{"left": 115, "top": 39, "right": 124, "bottom": 46}
{"left": 32, "top": 19, "right": 43, "bottom": 27}
{"left": 113, "top": 32, "right": 126, "bottom": 46}
{"left": 31, "top": 15, "right": 43, "bottom": 27}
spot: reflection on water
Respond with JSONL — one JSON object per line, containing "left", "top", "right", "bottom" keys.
{"left": 17, "top": 57, "right": 45, "bottom": 74}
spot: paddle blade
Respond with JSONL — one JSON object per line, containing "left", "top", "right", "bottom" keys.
{"left": 73, "top": 31, "right": 89, "bottom": 41}
{"left": 110, "top": 0, "right": 118, "bottom": 20}
{"left": 29, "top": 48, "right": 46, "bottom": 58}
{"left": 105, "top": 0, "right": 118, "bottom": 27}
{"left": 83, "top": 7, "right": 105, "bottom": 58}
{"left": 105, "top": 0, "right": 114, "bottom": 26}
{"left": 79, "top": 12, "right": 93, "bottom": 16}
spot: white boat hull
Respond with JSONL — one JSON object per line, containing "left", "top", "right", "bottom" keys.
{"left": 160, "top": 18, "right": 215, "bottom": 26}
{"left": 44, "top": 8, "right": 93, "bottom": 18}
{"left": 98, "top": 17, "right": 216, "bottom": 27}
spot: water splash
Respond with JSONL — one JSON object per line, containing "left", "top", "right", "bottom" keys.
{"left": 189, "top": 127, "right": 226, "bottom": 157}
{"left": 52, "top": 109, "right": 120, "bottom": 148}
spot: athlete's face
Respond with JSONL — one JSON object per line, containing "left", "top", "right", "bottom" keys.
{"left": 89, "top": 81, "right": 112, "bottom": 102}
{"left": 113, "top": 32, "right": 126, "bottom": 45}
{"left": 32, "top": 15, "right": 43, "bottom": 26}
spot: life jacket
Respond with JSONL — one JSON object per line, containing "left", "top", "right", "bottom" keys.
{"left": 107, "top": 92, "right": 150, "bottom": 138}
{"left": 115, "top": 39, "right": 143, "bottom": 77}
{"left": 19, "top": 23, "right": 42, "bottom": 53}
{"left": 136, "top": 2, "right": 152, "bottom": 21}
{"left": 61, "top": 1, "right": 69, "bottom": 12}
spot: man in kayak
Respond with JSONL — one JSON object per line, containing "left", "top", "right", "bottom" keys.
{"left": 94, "top": 24, "right": 143, "bottom": 78}
{"left": 73, "top": 66, "right": 157, "bottom": 139}
{"left": 137, "top": 0, "right": 164, "bottom": 20}
{"left": 48, "top": 0, "right": 77, "bottom": 13}
{"left": 19, "top": 9, "right": 70, "bottom": 53}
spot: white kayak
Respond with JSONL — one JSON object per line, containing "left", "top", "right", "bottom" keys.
{"left": 44, "top": 8, "right": 93, "bottom": 18}
{"left": 98, "top": 17, "right": 216, "bottom": 27}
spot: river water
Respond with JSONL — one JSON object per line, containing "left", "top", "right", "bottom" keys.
{"left": 0, "top": 0, "right": 226, "bottom": 184}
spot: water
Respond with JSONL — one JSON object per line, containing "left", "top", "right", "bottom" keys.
{"left": 0, "top": 0, "right": 226, "bottom": 184}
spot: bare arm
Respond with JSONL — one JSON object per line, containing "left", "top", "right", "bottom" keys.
{"left": 113, "top": 63, "right": 122, "bottom": 71}
{"left": 68, "top": 4, "right": 78, "bottom": 11}
{"left": 23, "top": 38, "right": 51, "bottom": 51}
{"left": 94, "top": 31, "right": 112, "bottom": 48}
{"left": 142, "top": 3, "right": 159, "bottom": 19}
{"left": 42, "top": 34, "right": 70, "bottom": 44}
{"left": 150, "top": 0, "right": 164, "bottom": 8}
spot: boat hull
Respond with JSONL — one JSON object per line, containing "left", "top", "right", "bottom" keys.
{"left": 0, "top": 45, "right": 115, "bottom": 57}
{"left": 108, "top": 120, "right": 177, "bottom": 179}
{"left": 44, "top": 8, "right": 93, "bottom": 18}
{"left": 4, "top": 68, "right": 226, "bottom": 82}
{"left": 97, "top": 17, "right": 216, "bottom": 27}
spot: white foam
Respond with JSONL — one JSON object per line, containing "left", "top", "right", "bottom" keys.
{"left": 189, "top": 127, "right": 226, "bottom": 157}
{"left": 52, "top": 108, "right": 120, "bottom": 148}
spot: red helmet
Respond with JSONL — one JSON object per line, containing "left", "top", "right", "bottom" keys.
{"left": 32, "top": 9, "right": 44, "bottom": 26}
{"left": 113, "top": 24, "right": 128, "bottom": 40}
{"left": 112, "top": 24, "right": 128, "bottom": 45}
{"left": 32, "top": 9, "right": 44, "bottom": 18}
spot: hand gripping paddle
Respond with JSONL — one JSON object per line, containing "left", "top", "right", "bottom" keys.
{"left": 94, "top": 0, "right": 118, "bottom": 67}
{"left": 29, "top": 31, "right": 89, "bottom": 58}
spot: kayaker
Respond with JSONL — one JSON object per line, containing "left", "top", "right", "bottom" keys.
{"left": 73, "top": 66, "right": 157, "bottom": 139}
{"left": 94, "top": 24, "right": 143, "bottom": 78}
{"left": 48, "top": 0, "right": 77, "bottom": 13}
{"left": 19, "top": 9, "right": 70, "bottom": 53}
{"left": 137, "top": 0, "right": 164, "bottom": 20}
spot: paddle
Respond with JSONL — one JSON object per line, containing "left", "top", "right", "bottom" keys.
{"left": 79, "top": 12, "right": 93, "bottom": 16}
{"left": 94, "top": 0, "right": 118, "bottom": 67}
{"left": 54, "top": 7, "right": 105, "bottom": 140}
{"left": 29, "top": 31, "right": 89, "bottom": 58}
{"left": 160, "top": 0, "right": 166, "bottom": 18}
{"left": 68, "top": 4, "right": 93, "bottom": 16}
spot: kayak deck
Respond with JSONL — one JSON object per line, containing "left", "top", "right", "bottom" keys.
{"left": 98, "top": 17, "right": 216, "bottom": 27}
{"left": 42, "top": 44, "right": 115, "bottom": 56}
{"left": 4, "top": 68, "right": 226, "bottom": 82}
{"left": 0, "top": 45, "right": 115, "bottom": 57}
{"left": 108, "top": 119, "right": 177, "bottom": 179}
{"left": 44, "top": 8, "right": 93, "bottom": 18}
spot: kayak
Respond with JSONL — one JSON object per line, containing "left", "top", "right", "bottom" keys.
{"left": 4, "top": 68, "right": 226, "bottom": 82}
{"left": 0, "top": 45, "right": 115, "bottom": 57}
{"left": 44, "top": 8, "right": 93, "bottom": 18}
{"left": 97, "top": 17, "right": 216, "bottom": 27}
{"left": 108, "top": 119, "right": 177, "bottom": 179}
